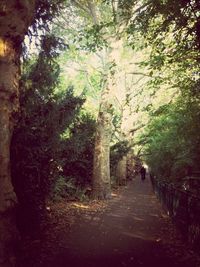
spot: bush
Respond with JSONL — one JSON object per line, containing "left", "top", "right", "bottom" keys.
{"left": 142, "top": 92, "right": 200, "bottom": 183}
{"left": 61, "top": 113, "right": 96, "bottom": 187}
{"left": 110, "top": 140, "right": 130, "bottom": 180}
{"left": 11, "top": 35, "right": 85, "bottom": 237}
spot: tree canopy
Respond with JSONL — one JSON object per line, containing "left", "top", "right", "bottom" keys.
{"left": 0, "top": 2, "right": 200, "bottom": 263}
{"left": 13, "top": 0, "right": 200, "bottom": 200}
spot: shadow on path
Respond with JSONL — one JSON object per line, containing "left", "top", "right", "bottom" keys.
{"left": 39, "top": 176, "right": 199, "bottom": 267}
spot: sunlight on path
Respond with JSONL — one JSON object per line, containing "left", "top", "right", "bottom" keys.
{"left": 41, "top": 175, "right": 200, "bottom": 267}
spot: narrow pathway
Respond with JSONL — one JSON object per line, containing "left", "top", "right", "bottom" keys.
{"left": 41, "top": 176, "right": 199, "bottom": 267}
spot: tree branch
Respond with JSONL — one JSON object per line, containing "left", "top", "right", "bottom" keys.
{"left": 129, "top": 124, "right": 145, "bottom": 134}
{"left": 71, "top": 0, "right": 90, "bottom": 15}
{"left": 86, "top": 0, "right": 99, "bottom": 25}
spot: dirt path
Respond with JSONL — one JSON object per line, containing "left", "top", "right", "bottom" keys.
{"left": 37, "top": 176, "right": 199, "bottom": 267}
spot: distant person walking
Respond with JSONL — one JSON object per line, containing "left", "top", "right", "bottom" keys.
{"left": 140, "top": 166, "right": 146, "bottom": 181}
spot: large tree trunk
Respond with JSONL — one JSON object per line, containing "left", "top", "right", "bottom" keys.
{"left": 92, "top": 37, "right": 123, "bottom": 199}
{"left": 92, "top": 101, "right": 113, "bottom": 199}
{"left": 0, "top": 36, "right": 20, "bottom": 267}
{"left": 0, "top": 1, "right": 35, "bottom": 266}
{"left": 116, "top": 156, "right": 127, "bottom": 186}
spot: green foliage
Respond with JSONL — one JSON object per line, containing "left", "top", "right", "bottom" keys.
{"left": 126, "top": 0, "right": 200, "bottom": 51}
{"left": 111, "top": 140, "right": 130, "bottom": 161}
{"left": 61, "top": 112, "right": 96, "bottom": 187}
{"left": 125, "top": 0, "right": 200, "bottom": 96}
{"left": 51, "top": 176, "right": 77, "bottom": 200}
{"left": 142, "top": 91, "right": 200, "bottom": 182}
{"left": 33, "top": 0, "right": 66, "bottom": 32}
{"left": 118, "top": 0, "right": 200, "bottom": 185}
{"left": 75, "top": 23, "right": 110, "bottom": 52}
{"left": 110, "top": 140, "right": 130, "bottom": 177}
{"left": 11, "top": 34, "right": 85, "bottom": 236}
{"left": 51, "top": 175, "right": 90, "bottom": 201}
{"left": 14, "top": 0, "right": 200, "bottom": 218}
{"left": 51, "top": 175, "right": 71, "bottom": 200}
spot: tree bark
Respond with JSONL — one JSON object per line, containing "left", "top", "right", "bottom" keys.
{"left": 116, "top": 156, "right": 127, "bottom": 185}
{"left": 0, "top": 1, "right": 35, "bottom": 266}
{"left": 92, "top": 101, "right": 113, "bottom": 199}
{"left": 92, "top": 36, "right": 123, "bottom": 199}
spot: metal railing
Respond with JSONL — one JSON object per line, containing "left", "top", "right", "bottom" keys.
{"left": 151, "top": 176, "right": 200, "bottom": 251}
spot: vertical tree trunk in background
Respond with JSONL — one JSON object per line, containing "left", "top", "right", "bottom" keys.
{"left": 0, "top": 1, "right": 35, "bottom": 265}
{"left": 116, "top": 156, "right": 127, "bottom": 185}
{"left": 92, "top": 101, "right": 113, "bottom": 199}
{"left": 92, "top": 37, "right": 123, "bottom": 199}
{"left": 126, "top": 152, "right": 135, "bottom": 180}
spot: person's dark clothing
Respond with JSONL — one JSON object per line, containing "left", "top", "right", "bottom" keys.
{"left": 140, "top": 167, "right": 146, "bottom": 180}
